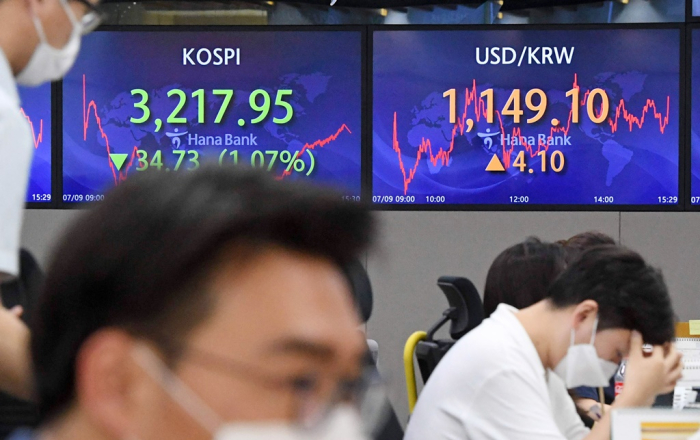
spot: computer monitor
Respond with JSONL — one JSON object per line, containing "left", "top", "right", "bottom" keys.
{"left": 62, "top": 28, "right": 363, "bottom": 204}
{"left": 372, "top": 27, "right": 681, "bottom": 209}
{"left": 611, "top": 408, "right": 700, "bottom": 440}
{"left": 18, "top": 84, "right": 52, "bottom": 204}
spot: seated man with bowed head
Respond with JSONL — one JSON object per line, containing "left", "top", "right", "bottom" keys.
{"left": 13, "top": 167, "right": 377, "bottom": 440}
{"left": 404, "top": 245, "right": 683, "bottom": 440}
{"left": 481, "top": 238, "right": 588, "bottom": 440}
{"left": 559, "top": 232, "right": 618, "bottom": 423}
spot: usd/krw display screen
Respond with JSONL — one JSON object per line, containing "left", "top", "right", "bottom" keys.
{"left": 372, "top": 28, "right": 681, "bottom": 207}
{"left": 63, "top": 30, "right": 363, "bottom": 203}
{"left": 18, "top": 84, "right": 52, "bottom": 203}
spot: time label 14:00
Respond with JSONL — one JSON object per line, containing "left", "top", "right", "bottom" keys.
{"left": 130, "top": 88, "right": 295, "bottom": 129}
{"left": 443, "top": 87, "right": 609, "bottom": 125}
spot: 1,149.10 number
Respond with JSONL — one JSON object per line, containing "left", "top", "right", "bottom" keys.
{"left": 443, "top": 87, "right": 609, "bottom": 125}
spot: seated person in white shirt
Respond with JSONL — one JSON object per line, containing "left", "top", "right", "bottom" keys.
{"left": 557, "top": 232, "right": 618, "bottom": 422}
{"left": 481, "top": 237, "right": 588, "bottom": 440}
{"left": 404, "top": 245, "right": 682, "bottom": 440}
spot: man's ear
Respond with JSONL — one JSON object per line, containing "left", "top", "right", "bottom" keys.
{"left": 571, "top": 300, "right": 599, "bottom": 336}
{"left": 74, "top": 329, "right": 144, "bottom": 439}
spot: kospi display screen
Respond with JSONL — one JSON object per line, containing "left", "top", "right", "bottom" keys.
{"left": 18, "top": 84, "right": 52, "bottom": 203}
{"left": 372, "top": 28, "right": 681, "bottom": 207}
{"left": 63, "top": 29, "right": 363, "bottom": 203}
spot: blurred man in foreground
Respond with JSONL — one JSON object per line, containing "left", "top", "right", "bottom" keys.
{"left": 14, "top": 167, "right": 376, "bottom": 440}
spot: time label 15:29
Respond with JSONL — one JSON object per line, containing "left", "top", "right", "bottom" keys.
{"left": 130, "top": 88, "right": 295, "bottom": 129}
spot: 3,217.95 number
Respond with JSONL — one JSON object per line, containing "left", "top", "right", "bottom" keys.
{"left": 130, "top": 89, "right": 295, "bottom": 127}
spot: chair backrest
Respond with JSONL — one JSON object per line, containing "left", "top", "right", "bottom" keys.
{"left": 415, "top": 276, "right": 484, "bottom": 382}
{"left": 437, "top": 276, "right": 484, "bottom": 340}
{"left": 415, "top": 339, "right": 454, "bottom": 384}
{"left": 405, "top": 276, "right": 484, "bottom": 413}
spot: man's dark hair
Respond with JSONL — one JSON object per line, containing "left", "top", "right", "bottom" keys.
{"left": 483, "top": 237, "right": 566, "bottom": 318}
{"left": 558, "top": 231, "right": 616, "bottom": 265}
{"left": 547, "top": 245, "right": 674, "bottom": 345}
{"left": 31, "top": 167, "right": 375, "bottom": 422}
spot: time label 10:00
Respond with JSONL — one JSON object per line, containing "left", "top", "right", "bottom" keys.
{"left": 372, "top": 195, "right": 446, "bottom": 203}
{"left": 130, "top": 88, "right": 294, "bottom": 129}
{"left": 443, "top": 87, "right": 609, "bottom": 125}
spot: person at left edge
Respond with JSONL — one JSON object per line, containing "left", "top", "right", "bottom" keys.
{"left": 0, "top": 0, "right": 105, "bottom": 399}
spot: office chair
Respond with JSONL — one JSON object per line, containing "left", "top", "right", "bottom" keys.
{"left": 404, "top": 276, "right": 484, "bottom": 413}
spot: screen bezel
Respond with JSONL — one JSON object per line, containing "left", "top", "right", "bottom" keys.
{"left": 57, "top": 25, "right": 368, "bottom": 209}
{"left": 685, "top": 24, "right": 700, "bottom": 210}
{"left": 368, "top": 23, "right": 686, "bottom": 212}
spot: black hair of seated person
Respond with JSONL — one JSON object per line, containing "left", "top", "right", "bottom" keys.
{"left": 30, "top": 166, "right": 376, "bottom": 422}
{"left": 483, "top": 237, "right": 567, "bottom": 318}
{"left": 557, "top": 231, "right": 616, "bottom": 265}
{"left": 546, "top": 245, "right": 675, "bottom": 345}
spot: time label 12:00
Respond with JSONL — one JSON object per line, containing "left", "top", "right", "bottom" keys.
{"left": 130, "top": 88, "right": 295, "bottom": 129}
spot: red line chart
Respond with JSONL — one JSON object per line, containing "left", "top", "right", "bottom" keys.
{"left": 391, "top": 74, "right": 671, "bottom": 195}
{"left": 19, "top": 108, "right": 43, "bottom": 150}
{"left": 278, "top": 124, "right": 352, "bottom": 179}
{"left": 82, "top": 75, "right": 138, "bottom": 187}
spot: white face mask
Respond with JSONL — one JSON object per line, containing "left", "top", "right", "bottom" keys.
{"left": 131, "top": 345, "right": 370, "bottom": 440}
{"left": 214, "top": 408, "right": 368, "bottom": 440}
{"left": 553, "top": 316, "right": 620, "bottom": 388}
{"left": 16, "top": 0, "right": 82, "bottom": 86}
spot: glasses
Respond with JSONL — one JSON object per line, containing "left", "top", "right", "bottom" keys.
{"left": 180, "top": 345, "right": 389, "bottom": 431}
{"left": 68, "top": 0, "right": 107, "bottom": 34}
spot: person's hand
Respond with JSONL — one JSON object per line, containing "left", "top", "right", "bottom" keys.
{"left": 0, "top": 302, "right": 31, "bottom": 400}
{"left": 656, "top": 343, "right": 683, "bottom": 395}
{"left": 586, "top": 403, "right": 603, "bottom": 421}
{"left": 617, "top": 331, "right": 683, "bottom": 408}
{"left": 576, "top": 398, "right": 604, "bottom": 420}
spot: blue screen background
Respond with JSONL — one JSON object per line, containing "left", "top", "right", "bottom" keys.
{"left": 373, "top": 29, "right": 680, "bottom": 206}
{"left": 63, "top": 31, "right": 363, "bottom": 201}
{"left": 18, "top": 83, "right": 52, "bottom": 203}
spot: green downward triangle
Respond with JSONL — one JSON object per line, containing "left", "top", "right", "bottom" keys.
{"left": 110, "top": 153, "right": 129, "bottom": 171}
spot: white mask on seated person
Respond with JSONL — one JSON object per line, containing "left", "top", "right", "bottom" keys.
{"left": 131, "top": 344, "right": 370, "bottom": 440}
{"left": 553, "top": 315, "right": 620, "bottom": 388}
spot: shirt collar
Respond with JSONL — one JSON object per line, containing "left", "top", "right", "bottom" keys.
{"left": 0, "top": 49, "right": 20, "bottom": 107}
{"left": 489, "top": 303, "right": 546, "bottom": 377}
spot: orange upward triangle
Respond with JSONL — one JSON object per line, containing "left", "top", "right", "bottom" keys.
{"left": 485, "top": 154, "right": 505, "bottom": 172}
